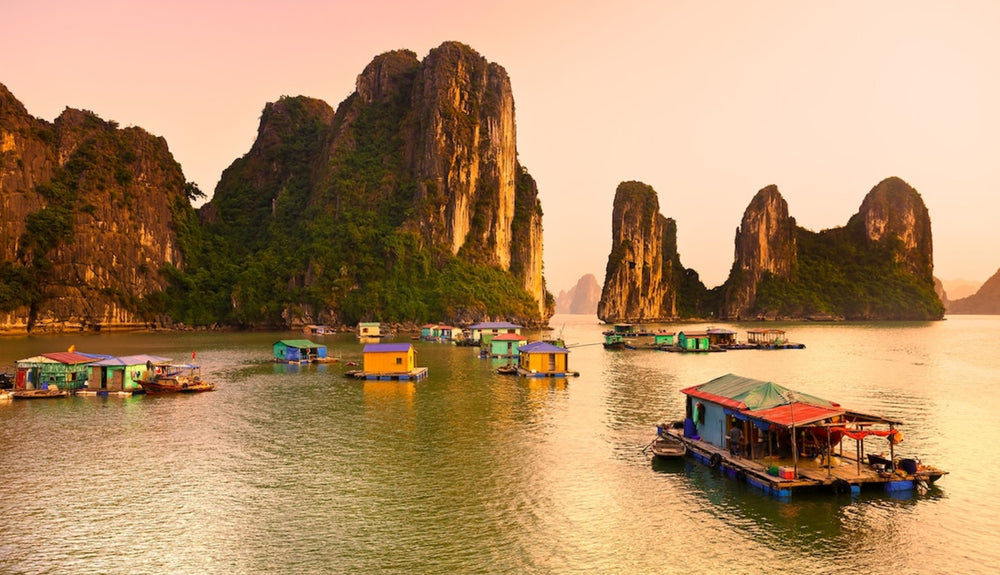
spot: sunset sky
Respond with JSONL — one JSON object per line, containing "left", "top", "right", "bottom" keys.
{"left": 4, "top": 1, "right": 999, "bottom": 293}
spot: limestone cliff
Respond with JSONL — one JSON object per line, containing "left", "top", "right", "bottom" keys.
{"left": 597, "top": 181, "right": 685, "bottom": 322}
{"left": 847, "top": 176, "right": 934, "bottom": 278}
{"left": 720, "top": 185, "right": 796, "bottom": 319}
{"left": 719, "top": 176, "right": 942, "bottom": 320}
{"left": 202, "top": 42, "right": 548, "bottom": 325}
{"left": 0, "top": 82, "right": 193, "bottom": 333}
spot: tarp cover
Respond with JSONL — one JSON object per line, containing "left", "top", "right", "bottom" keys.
{"left": 681, "top": 373, "right": 837, "bottom": 411}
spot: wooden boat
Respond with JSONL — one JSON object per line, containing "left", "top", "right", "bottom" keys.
{"left": 12, "top": 388, "right": 68, "bottom": 399}
{"left": 496, "top": 364, "right": 519, "bottom": 375}
{"left": 648, "top": 433, "right": 686, "bottom": 459}
{"left": 139, "top": 363, "right": 215, "bottom": 395}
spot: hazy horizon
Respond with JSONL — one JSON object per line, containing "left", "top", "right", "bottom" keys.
{"left": 5, "top": 1, "right": 999, "bottom": 293}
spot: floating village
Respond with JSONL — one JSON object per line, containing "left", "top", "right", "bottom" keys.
{"left": 1, "top": 320, "right": 946, "bottom": 500}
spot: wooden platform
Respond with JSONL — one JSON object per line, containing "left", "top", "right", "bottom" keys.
{"left": 668, "top": 429, "right": 946, "bottom": 498}
{"left": 515, "top": 367, "right": 579, "bottom": 378}
{"left": 347, "top": 367, "right": 428, "bottom": 381}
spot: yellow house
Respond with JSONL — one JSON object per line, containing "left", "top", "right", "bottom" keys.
{"left": 361, "top": 343, "right": 427, "bottom": 380}
{"left": 516, "top": 341, "right": 578, "bottom": 377}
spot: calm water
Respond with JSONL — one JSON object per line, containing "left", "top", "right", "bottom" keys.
{"left": 1, "top": 315, "right": 998, "bottom": 574}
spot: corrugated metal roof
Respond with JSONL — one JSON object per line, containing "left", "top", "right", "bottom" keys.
{"left": 469, "top": 322, "right": 523, "bottom": 329}
{"left": 743, "top": 403, "right": 844, "bottom": 427}
{"left": 363, "top": 343, "right": 412, "bottom": 353}
{"left": 40, "top": 351, "right": 103, "bottom": 365}
{"left": 89, "top": 354, "right": 172, "bottom": 366}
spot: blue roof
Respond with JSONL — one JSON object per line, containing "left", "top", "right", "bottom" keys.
{"left": 89, "top": 354, "right": 172, "bottom": 366}
{"left": 469, "top": 321, "right": 523, "bottom": 329}
{"left": 518, "top": 341, "right": 569, "bottom": 354}
{"left": 363, "top": 343, "right": 412, "bottom": 353}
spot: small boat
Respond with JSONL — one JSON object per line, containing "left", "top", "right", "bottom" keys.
{"left": 646, "top": 422, "right": 687, "bottom": 458}
{"left": 139, "top": 363, "right": 215, "bottom": 395}
{"left": 496, "top": 364, "right": 518, "bottom": 375}
{"left": 12, "top": 388, "right": 68, "bottom": 399}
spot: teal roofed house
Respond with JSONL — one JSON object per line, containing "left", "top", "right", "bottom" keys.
{"left": 273, "top": 340, "right": 328, "bottom": 363}
{"left": 654, "top": 333, "right": 676, "bottom": 347}
{"left": 677, "top": 331, "right": 712, "bottom": 351}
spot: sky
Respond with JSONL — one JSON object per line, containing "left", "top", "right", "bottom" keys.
{"left": 4, "top": 1, "right": 1000, "bottom": 294}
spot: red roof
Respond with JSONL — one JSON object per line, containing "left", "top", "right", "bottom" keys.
{"left": 681, "top": 385, "right": 747, "bottom": 410}
{"left": 743, "top": 402, "right": 844, "bottom": 427}
{"left": 41, "top": 352, "right": 98, "bottom": 365}
{"left": 492, "top": 333, "right": 526, "bottom": 341}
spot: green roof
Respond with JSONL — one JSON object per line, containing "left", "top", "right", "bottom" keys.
{"left": 275, "top": 339, "right": 324, "bottom": 349}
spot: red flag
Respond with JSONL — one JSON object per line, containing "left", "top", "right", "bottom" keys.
{"left": 192, "top": 351, "right": 196, "bottom": 360}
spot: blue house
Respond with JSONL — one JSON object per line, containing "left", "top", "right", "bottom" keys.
{"left": 273, "top": 340, "right": 328, "bottom": 363}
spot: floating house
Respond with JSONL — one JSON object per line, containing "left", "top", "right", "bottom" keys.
{"left": 468, "top": 322, "right": 522, "bottom": 345}
{"left": 489, "top": 333, "right": 528, "bottom": 358}
{"left": 273, "top": 340, "right": 328, "bottom": 363}
{"left": 706, "top": 328, "right": 738, "bottom": 347}
{"left": 87, "top": 354, "right": 171, "bottom": 393}
{"left": 303, "top": 324, "right": 330, "bottom": 336}
{"left": 358, "top": 343, "right": 427, "bottom": 380}
{"left": 357, "top": 322, "right": 382, "bottom": 340}
{"left": 677, "top": 331, "right": 712, "bottom": 351}
{"left": 746, "top": 328, "right": 805, "bottom": 349}
{"left": 666, "top": 373, "right": 947, "bottom": 497}
{"left": 14, "top": 351, "right": 110, "bottom": 391}
{"left": 654, "top": 333, "right": 676, "bottom": 347}
{"left": 516, "top": 341, "right": 579, "bottom": 377}
{"left": 420, "top": 324, "right": 437, "bottom": 340}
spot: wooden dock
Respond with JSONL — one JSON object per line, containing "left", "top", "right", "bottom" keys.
{"left": 670, "top": 429, "right": 946, "bottom": 497}
{"left": 346, "top": 367, "right": 428, "bottom": 381}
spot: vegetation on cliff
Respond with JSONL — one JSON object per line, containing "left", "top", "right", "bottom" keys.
{"left": 751, "top": 226, "right": 944, "bottom": 320}
{"left": 161, "top": 43, "right": 548, "bottom": 329}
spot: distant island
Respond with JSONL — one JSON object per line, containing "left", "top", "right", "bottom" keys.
{"left": 555, "top": 274, "right": 601, "bottom": 315}
{"left": 946, "top": 268, "right": 1000, "bottom": 314}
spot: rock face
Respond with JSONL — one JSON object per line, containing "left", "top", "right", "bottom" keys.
{"left": 403, "top": 43, "right": 544, "bottom": 312}
{"left": 0, "top": 83, "right": 191, "bottom": 333}
{"left": 848, "top": 176, "right": 934, "bottom": 278}
{"left": 721, "top": 185, "right": 797, "bottom": 319}
{"left": 600, "top": 176, "right": 943, "bottom": 322}
{"left": 948, "top": 268, "right": 1000, "bottom": 314}
{"left": 597, "top": 181, "right": 683, "bottom": 322}
{"left": 718, "top": 176, "right": 941, "bottom": 320}
{"left": 204, "top": 42, "right": 548, "bottom": 323}
{"left": 555, "top": 274, "right": 601, "bottom": 315}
